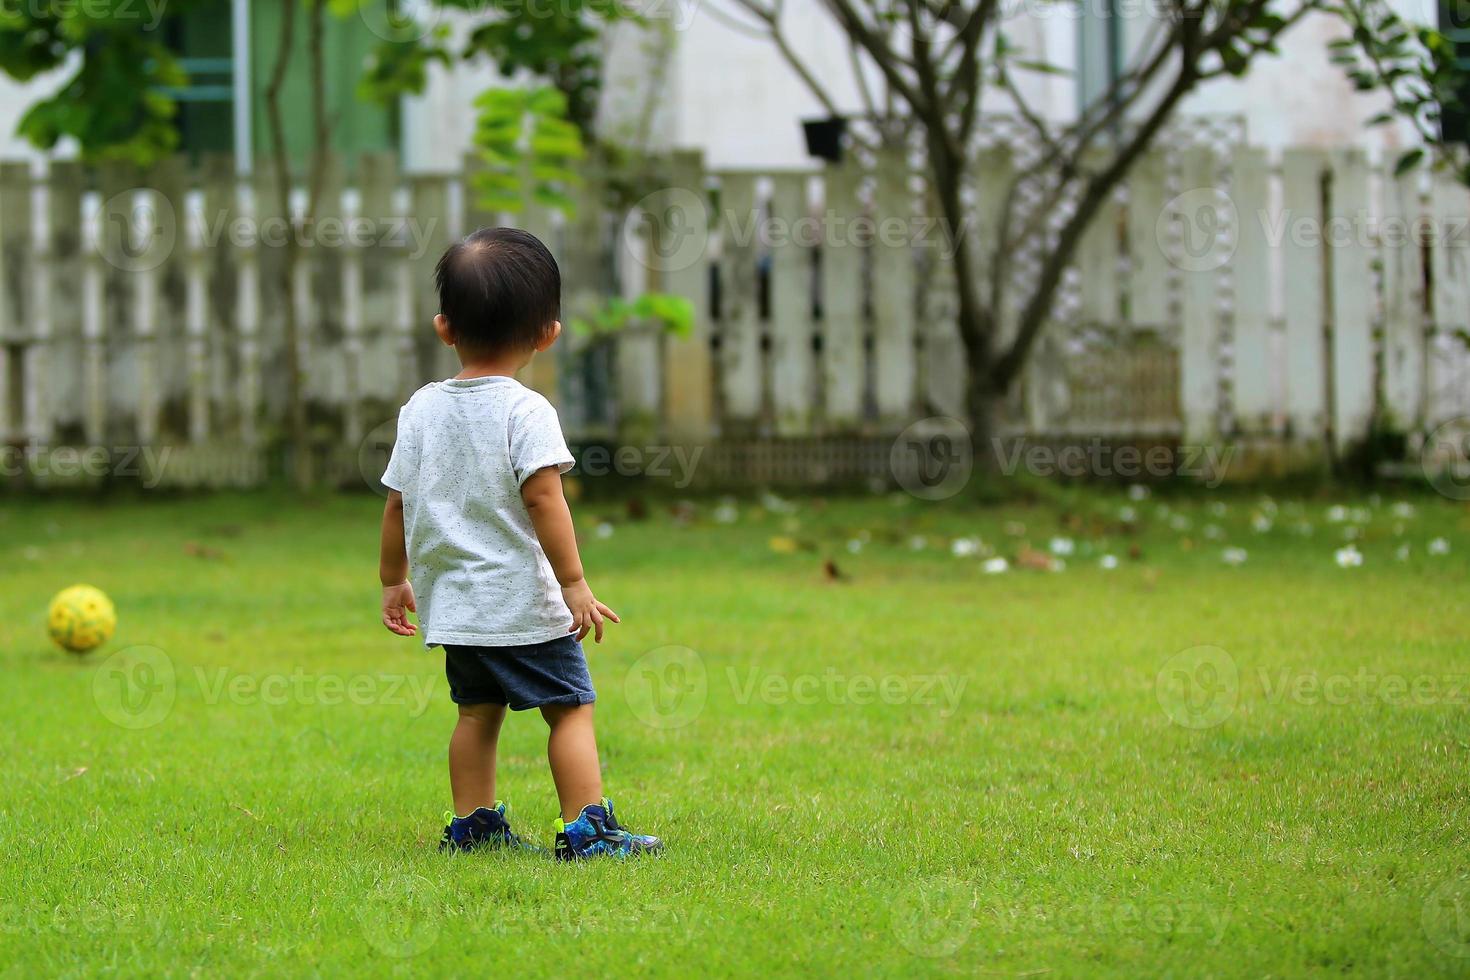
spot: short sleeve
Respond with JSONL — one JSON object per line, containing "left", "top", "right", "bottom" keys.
{"left": 381, "top": 404, "right": 418, "bottom": 493}
{"left": 510, "top": 395, "right": 575, "bottom": 486}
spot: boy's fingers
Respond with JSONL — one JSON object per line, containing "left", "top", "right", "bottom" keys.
{"left": 597, "top": 603, "right": 620, "bottom": 624}
{"left": 406, "top": 595, "right": 417, "bottom": 612}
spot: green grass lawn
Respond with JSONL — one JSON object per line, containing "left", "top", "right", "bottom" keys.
{"left": 1, "top": 486, "right": 1468, "bottom": 976}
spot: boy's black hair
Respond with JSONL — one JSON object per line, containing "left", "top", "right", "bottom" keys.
{"left": 434, "top": 227, "right": 561, "bottom": 353}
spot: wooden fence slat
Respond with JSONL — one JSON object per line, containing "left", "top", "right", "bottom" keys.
{"left": 871, "top": 149, "right": 917, "bottom": 425}
{"left": 716, "top": 172, "right": 763, "bottom": 423}
{"left": 768, "top": 173, "right": 814, "bottom": 435}
{"left": 0, "top": 163, "right": 29, "bottom": 443}
{"left": 1429, "top": 171, "right": 1470, "bottom": 427}
{"left": 660, "top": 150, "right": 714, "bottom": 444}
{"left": 1281, "top": 148, "right": 1329, "bottom": 444}
{"left": 821, "top": 161, "right": 864, "bottom": 429}
{"left": 184, "top": 164, "right": 211, "bottom": 444}
{"left": 27, "top": 167, "right": 54, "bottom": 446}
{"left": 410, "top": 174, "right": 452, "bottom": 388}
{"left": 1127, "top": 150, "right": 1170, "bottom": 328}
{"left": 1380, "top": 168, "right": 1426, "bottom": 430}
{"left": 237, "top": 174, "right": 263, "bottom": 446}
{"left": 615, "top": 189, "right": 662, "bottom": 439}
{"left": 1177, "top": 146, "right": 1219, "bottom": 444}
{"left": 198, "top": 155, "right": 236, "bottom": 438}
{"left": 1328, "top": 149, "right": 1374, "bottom": 453}
{"left": 1077, "top": 152, "right": 1120, "bottom": 326}
{"left": 520, "top": 202, "right": 562, "bottom": 404}
{"left": 1231, "top": 147, "right": 1273, "bottom": 435}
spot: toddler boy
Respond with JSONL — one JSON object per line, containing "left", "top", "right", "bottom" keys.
{"left": 378, "top": 227, "right": 661, "bottom": 860}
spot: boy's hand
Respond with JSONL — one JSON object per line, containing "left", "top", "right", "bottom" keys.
{"left": 561, "top": 578, "right": 620, "bottom": 643}
{"left": 382, "top": 581, "right": 418, "bottom": 636}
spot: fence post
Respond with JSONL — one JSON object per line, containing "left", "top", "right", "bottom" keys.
{"left": 1230, "top": 147, "right": 1273, "bottom": 435}
{"left": 1379, "top": 165, "right": 1426, "bottom": 432}
{"left": 716, "top": 171, "right": 763, "bottom": 426}
{"left": 821, "top": 159, "right": 864, "bottom": 430}
{"left": 661, "top": 150, "right": 714, "bottom": 446}
{"left": 1429, "top": 171, "right": 1470, "bottom": 428}
{"left": 0, "top": 164, "right": 27, "bottom": 444}
{"left": 1176, "top": 146, "right": 1219, "bottom": 445}
{"left": 768, "top": 172, "right": 815, "bottom": 436}
{"left": 1281, "top": 148, "right": 1329, "bottom": 448}
{"left": 1327, "top": 149, "right": 1374, "bottom": 455}
{"left": 871, "top": 147, "right": 917, "bottom": 427}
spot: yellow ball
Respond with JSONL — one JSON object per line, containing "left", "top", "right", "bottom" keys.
{"left": 48, "top": 585, "right": 117, "bottom": 654}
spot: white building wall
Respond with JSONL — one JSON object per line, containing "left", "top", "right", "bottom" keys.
{"left": 0, "top": 0, "right": 1443, "bottom": 170}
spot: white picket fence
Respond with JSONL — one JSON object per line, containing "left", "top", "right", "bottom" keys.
{"left": 0, "top": 146, "right": 1465, "bottom": 487}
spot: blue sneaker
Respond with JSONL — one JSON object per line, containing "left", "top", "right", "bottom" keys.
{"left": 554, "top": 799, "right": 663, "bottom": 861}
{"left": 438, "top": 802, "right": 540, "bottom": 854}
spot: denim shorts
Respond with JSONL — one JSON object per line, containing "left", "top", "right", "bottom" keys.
{"left": 443, "top": 634, "right": 596, "bottom": 710}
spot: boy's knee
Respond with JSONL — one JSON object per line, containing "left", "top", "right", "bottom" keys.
{"left": 457, "top": 702, "right": 505, "bottom": 725}
{"left": 540, "top": 701, "right": 594, "bottom": 726}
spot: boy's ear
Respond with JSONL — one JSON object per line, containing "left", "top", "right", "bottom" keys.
{"left": 534, "top": 320, "right": 562, "bottom": 353}
{"left": 433, "top": 314, "right": 454, "bottom": 348}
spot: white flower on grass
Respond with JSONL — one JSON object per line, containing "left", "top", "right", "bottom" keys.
{"left": 907, "top": 535, "right": 927, "bottom": 551}
{"left": 1334, "top": 545, "right": 1364, "bottom": 568}
{"left": 1251, "top": 514, "right": 1273, "bottom": 534}
{"left": 1203, "top": 524, "right": 1224, "bottom": 541}
{"left": 1428, "top": 537, "right": 1451, "bottom": 556}
{"left": 1259, "top": 496, "right": 1278, "bottom": 515}
{"left": 1099, "top": 554, "right": 1119, "bottom": 570}
{"left": 713, "top": 499, "right": 739, "bottom": 524}
{"left": 982, "top": 556, "right": 1009, "bottom": 574}
{"left": 1326, "top": 505, "right": 1348, "bottom": 524}
{"left": 1049, "top": 536, "right": 1075, "bottom": 556}
{"left": 1391, "top": 501, "right": 1415, "bottom": 519}
{"left": 1395, "top": 544, "right": 1411, "bottom": 562}
{"left": 760, "top": 492, "right": 796, "bottom": 514}
{"left": 846, "top": 538, "right": 864, "bottom": 554}
{"left": 1169, "top": 514, "right": 1192, "bottom": 532}
{"left": 1208, "top": 501, "right": 1227, "bottom": 517}
{"left": 594, "top": 522, "right": 615, "bottom": 540}
{"left": 951, "top": 537, "right": 981, "bottom": 558}
{"left": 1119, "top": 506, "right": 1139, "bottom": 524}
{"left": 1222, "top": 547, "right": 1248, "bottom": 566}
{"left": 1128, "top": 484, "right": 1150, "bottom": 501}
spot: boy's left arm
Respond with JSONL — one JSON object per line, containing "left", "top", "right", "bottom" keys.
{"left": 380, "top": 490, "right": 417, "bottom": 636}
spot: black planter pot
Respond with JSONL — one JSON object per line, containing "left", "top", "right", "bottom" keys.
{"left": 802, "top": 117, "right": 847, "bottom": 163}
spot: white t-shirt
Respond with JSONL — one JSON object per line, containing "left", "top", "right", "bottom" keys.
{"left": 382, "top": 375, "right": 576, "bottom": 647}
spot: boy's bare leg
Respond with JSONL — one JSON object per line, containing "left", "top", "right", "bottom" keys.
{"left": 449, "top": 702, "right": 506, "bottom": 815}
{"left": 540, "top": 703, "right": 604, "bottom": 820}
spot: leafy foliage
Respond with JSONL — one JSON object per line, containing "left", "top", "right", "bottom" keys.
{"left": 568, "top": 291, "right": 694, "bottom": 338}
{"left": 357, "top": 0, "right": 639, "bottom": 138}
{"left": 1327, "top": 0, "right": 1470, "bottom": 179}
{"left": 471, "top": 87, "right": 586, "bottom": 215}
{"left": 0, "top": 0, "right": 197, "bottom": 163}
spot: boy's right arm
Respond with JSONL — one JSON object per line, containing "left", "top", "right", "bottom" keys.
{"left": 379, "top": 491, "right": 417, "bottom": 636}
{"left": 521, "top": 467, "right": 620, "bottom": 643}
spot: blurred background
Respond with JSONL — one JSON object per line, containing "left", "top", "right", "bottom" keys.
{"left": 0, "top": 0, "right": 1465, "bottom": 488}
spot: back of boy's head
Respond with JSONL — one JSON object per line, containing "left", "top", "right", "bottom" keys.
{"left": 434, "top": 227, "right": 560, "bottom": 353}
